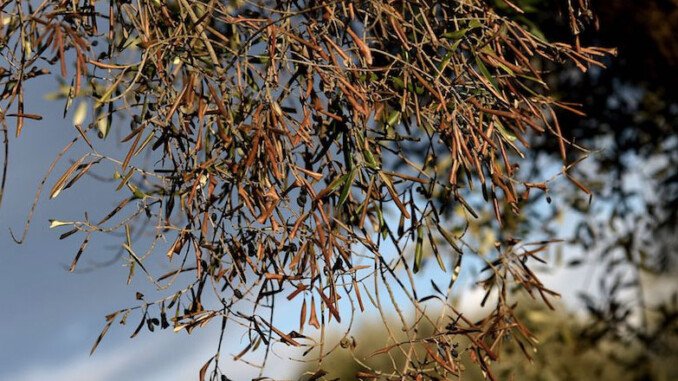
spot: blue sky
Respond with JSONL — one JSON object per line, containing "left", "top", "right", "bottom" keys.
{"left": 0, "top": 80, "right": 238, "bottom": 380}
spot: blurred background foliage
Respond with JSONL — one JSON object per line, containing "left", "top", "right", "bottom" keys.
{"left": 296, "top": 297, "right": 678, "bottom": 381}
{"left": 496, "top": 0, "right": 678, "bottom": 374}
{"left": 530, "top": 0, "right": 678, "bottom": 272}
{"left": 542, "top": 0, "right": 678, "bottom": 372}
{"left": 298, "top": 1, "right": 678, "bottom": 379}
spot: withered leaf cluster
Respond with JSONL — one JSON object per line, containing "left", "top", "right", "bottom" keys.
{"left": 0, "top": 0, "right": 612, "bottom": 379}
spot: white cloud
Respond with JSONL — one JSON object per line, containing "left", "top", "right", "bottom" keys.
{"left": 5, "top": 324, "right": 303, "bottom": 381}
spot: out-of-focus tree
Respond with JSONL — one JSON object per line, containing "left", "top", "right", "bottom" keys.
{"left": 297, "top": 298, "right": 678, "bottom": 380}
{"left": 485, "top": 0, "right": 678, "bottom": 372}
{"left": 526, "top": 0, "right": 678, "bottom": 272}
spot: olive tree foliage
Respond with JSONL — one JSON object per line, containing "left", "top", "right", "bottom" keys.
{"left": 508, "top": 0, "right": 678, "bottom": 370}
{"left": 297, "top": 297, "right": 678, "bottom": 381}
{"left": 0, "top": 0, "right": 612, "bottom": 379}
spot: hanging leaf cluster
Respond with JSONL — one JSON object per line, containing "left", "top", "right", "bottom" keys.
{"left": 0, "top": 0, "right": 613, "bottom": 379}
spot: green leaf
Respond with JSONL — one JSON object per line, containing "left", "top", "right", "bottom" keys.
{"left": 436, "top": 224, "right": 463, "bottom": 254}
{"left": 363, "top": 147, "right": 379, "bottom": 170}
{"left": 468, "top": 19, "right": 483, "bottom": 29}
{"left": 414, "top": 225, "right": 424, "bottom": 273}
{"left": 338, "top": 168, "right": 357, "bottom": 207}
{"left": 427, "top": 226, "right": 447, "bottom": 272}
{"left": 386, "top": 110, "right": 400, "bottom": 127}
{"left": 475, "top": 55, "right": 499, "bottom": 92}
{"left": 391, "top": 77, "right": 405, "bottom": 90}
{"left": 495, "top": 120, "right": 517, "bottom": 142}
{"left": 96, "top": 82, "right": 117, "bottom": 108}
{"left": 443, "top": 28, "right": 470, "bottom": 40}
